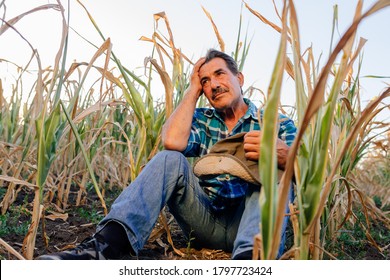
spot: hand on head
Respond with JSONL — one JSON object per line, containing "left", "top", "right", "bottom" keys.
{"left": 188, "top": 57, "right": 206, "bottom": 98}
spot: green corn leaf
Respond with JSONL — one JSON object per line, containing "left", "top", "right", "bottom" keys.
{"left": 35, "top": 103, "right": 63, "bottom": 198}
{"left": 259, "top": 1, "right": 288, "bottom": 259}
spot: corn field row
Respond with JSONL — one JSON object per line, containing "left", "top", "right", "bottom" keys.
{"left": 0, "top": 0, "right": 389, "bottom": 260}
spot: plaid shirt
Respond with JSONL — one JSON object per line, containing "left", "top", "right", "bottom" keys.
{"left": 182, "top": 98, "right": 297, "bottom": 210}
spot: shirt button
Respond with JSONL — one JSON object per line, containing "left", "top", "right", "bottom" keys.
{"left": 225, "top": 174, "right": 230, "bottom": 179}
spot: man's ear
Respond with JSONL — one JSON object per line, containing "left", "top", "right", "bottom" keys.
{"left": 237, "top": 72, "right": 244, "bottom": 87}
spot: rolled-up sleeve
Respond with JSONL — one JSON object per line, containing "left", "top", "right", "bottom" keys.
{"left": 182, "top": 113, "right": 202, "bottom": 157}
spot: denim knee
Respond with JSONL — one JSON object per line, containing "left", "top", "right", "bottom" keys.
{"left": 152, "top": 150, "right": 186, "bottom": 165}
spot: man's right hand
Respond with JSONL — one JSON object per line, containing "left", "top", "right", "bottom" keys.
{"left": 187, "top": 57, "right": 206, "bottom": 99}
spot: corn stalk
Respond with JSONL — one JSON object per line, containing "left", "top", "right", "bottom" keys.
{"left": 258, "top": 0, "right": 288, "bottom": 259}
{"left": 294, "top": 0, "right": 390, "bottom": 260}
{"left": 250, "top": 0, "right": 390, "bottom": 259}
{"left": 15, "top": 1, "right": 66, "bottom": 260}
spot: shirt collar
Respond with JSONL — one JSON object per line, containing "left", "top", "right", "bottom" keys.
{"left": 203, "top": 98, "right": 259, "bottom": 121}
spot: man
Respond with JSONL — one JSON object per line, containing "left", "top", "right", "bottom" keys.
{"left": 37, "top": 49, "right": 296, "bottom": 260}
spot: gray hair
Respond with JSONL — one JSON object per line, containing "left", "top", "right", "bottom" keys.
{"left": 204, "top": 49, "right": 239, "bottom": 75}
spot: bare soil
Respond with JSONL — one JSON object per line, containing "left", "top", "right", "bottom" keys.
{"left": 0, "top": 186, "right": 388, "bottom": 260}
{"left": 0, "top": 186, "right": 231, "bottom": 260}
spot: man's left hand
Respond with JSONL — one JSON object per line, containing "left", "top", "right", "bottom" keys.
{"left": 243, "top": 130, "right": 289, "bottom": 170}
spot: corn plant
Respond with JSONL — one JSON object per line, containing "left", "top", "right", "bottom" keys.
{"left": 77, "top": 1, "right": 188, "bottom": 179}
{"left": 248, "top": 0, "right": 390, "bottom": 259}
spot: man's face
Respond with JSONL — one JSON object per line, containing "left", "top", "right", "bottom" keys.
{"left": 198, "top": 57, "right": 244, "bottom": 111}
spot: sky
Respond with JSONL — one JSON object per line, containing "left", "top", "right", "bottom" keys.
{"left": 0, "top": 0, "right": 389, "bottom": 119}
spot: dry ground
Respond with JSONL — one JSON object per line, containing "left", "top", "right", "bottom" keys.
{"left": 0, "top": 186, "right": 231, "bottom": 260}
{"left": 0, "top": 186, "right": 388, "bottom": 260}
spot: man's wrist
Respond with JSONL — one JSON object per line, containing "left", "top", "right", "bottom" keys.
{"left": 277, "top": 144, "right": 289, "bottom": 170}
{"left": 184, "top": 87, "right": 202, "bottom": 102}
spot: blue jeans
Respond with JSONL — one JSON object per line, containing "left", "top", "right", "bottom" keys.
{"left": 96, "top": 150, "right": 292, "bottom": 259}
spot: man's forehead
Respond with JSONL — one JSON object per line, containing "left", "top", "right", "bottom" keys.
{"left": 199, "top": 57, "right": 228, "bottom": 75}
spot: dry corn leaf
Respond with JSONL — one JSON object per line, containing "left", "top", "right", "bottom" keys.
{"left": 201, "top": 6, "right": 225, "bottom": 52}
{"left": 72, "top": 100, "right": 126, "bottom": 124}
{"left": 0, "top": 238, "right": 25, "bottom": 260}
{"left": 159, "top": 211, "right": 184, "bottom": 257}
{"left": 0, "top": 175, "right": 36, "bottom": 190}
{"left": 146, "top": 58, "right": 174, "bottom": 118}
{"left": 244, "top": 1, "right": 291, "bottom": 43}
{"left": 0, "top": 4, "right": 62, "bottom": 36}
{"left": 45, "top": 212, "right": 68, "bottom": 222}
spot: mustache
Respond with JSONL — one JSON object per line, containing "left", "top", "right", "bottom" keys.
{"left": 212, "top": 87, "right": 229, "bottom": 99}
